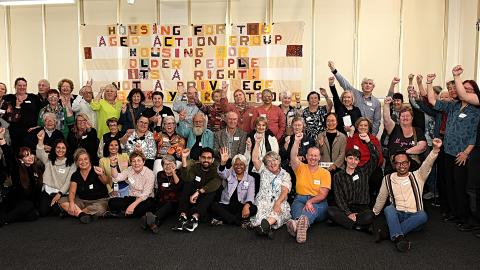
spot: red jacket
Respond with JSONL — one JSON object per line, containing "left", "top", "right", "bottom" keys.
{"left": 346, "top": 133, "right": 383, "bottom": 167}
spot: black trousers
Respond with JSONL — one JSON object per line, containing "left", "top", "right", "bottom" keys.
{"left": 444, "top": 154, "right": 470, "bottom": 223}
{"left": 154, "top": 201, "right": 178, "bottom": 223}
{"left": 369, "top": 167, "right": 384, "bottom": 208}
{"left": 210, "top": 201, "right": 258, "bottom": 225}
{"left": 37, "top": 191, "right": 62, "bottom": 217}
{"left": 436, "top": 146, "right": 449, "bottom": 214}
{"left": 177, "top": 181, "right": 216, "bottom": 221}
{"left": 327, "top": 204, "right": 374, "bottom": 229}
{"left": 467, "top": 147, "right": 480, "bottom": 222}
{"left": 1, "top": 200, "right": 39, "bottom": 224}
{"left": 108, "top": 196, "right": 156, "bottom": 218}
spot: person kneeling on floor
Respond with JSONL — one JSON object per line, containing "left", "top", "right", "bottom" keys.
{"left": 327, "top": 133, "right": 379, "bottom": 231}
{"left": 373, "top": 138, "right": 442, "bottom": 252}
{"left": 210, "top": 148, "right": 257, "bottom": 227}
{"left": 172, "top": 147, "right": 221, "bottom": 232}
{"left": 286, "top": 132, "right": 331, "bottom": 243}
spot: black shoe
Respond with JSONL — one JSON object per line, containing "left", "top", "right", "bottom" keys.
{"left": 444, "top": 216, "right": 460, "bottom": 223}
{"left": 144, "top": 212, "right": 160, "bottom": 234}
{"left": 104, "top": 211, "right": 122, "bottom": 218}
{"left": 184, "top": 216, "right": 199, "bottom": 232}
{"left": 393, "top": 235, "right": 411, "bottom": 252}
{"left": 78, "top": 213, "right": 92, "bottom": 224}
{"left": 474, "top": 230, "right": 480, "bottom": 238}
{"left": 458, "top": 224, "right": 480, "bottom": 232}
{"left": 171, "top": 215, "right": 188, "bottom": 231}
{"left": 256, "top": 218, "right": 272, "bottom": 237}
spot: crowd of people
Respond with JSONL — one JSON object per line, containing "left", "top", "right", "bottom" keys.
{"left": 0, "top": 61, "right": 479, "bottom": 253}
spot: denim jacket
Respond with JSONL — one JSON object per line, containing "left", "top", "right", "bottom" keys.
{"left": 217, "top": 165, "right": 255, "bottom": 205}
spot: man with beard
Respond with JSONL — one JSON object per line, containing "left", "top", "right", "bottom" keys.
{"left": 172, "top": 147, "right": 221, "bottom": 232}
{"left": 373, "top": 138, "right": 442, "bottom": 252}
{"left": 173, "top": 85, "right": 200, "bottom": 127}
{"left": 177, "top": 112, "right": 213, "bottom": 160}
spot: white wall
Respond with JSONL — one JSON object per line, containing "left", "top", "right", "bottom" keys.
{"left": 0, "top": 0, "right": 477, "bottom": 99}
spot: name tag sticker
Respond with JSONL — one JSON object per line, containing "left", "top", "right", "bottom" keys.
{"left": 313, "top": 179, "right": 321, "bottom": 185}
{"left": 195, "top": 176, "right": 201, "bottom": 182}
{"left": 243, "top": 181, "right": 249, "bottom": 187}
{"left": 352, "top": 175, "right": 359, "bottom": 181}
{"left": 288, "top": 111, "right": 294, "bottom": 116}
{"left": 199, "top": 142, "right": 202, "bottom": 147}
{"left": 459, "top": 113, "right": 467, "bottom": 118}
{"left": 162, "top": 137, "right": 169, "bottom": 142}
{"left": 89, "top": 184, "right": 94, "bottom": 190}
{"left": 0, "top": 109, "right": 5, "bottom": 114}
{"left": 320, "top": 162, "right": 333, "bottom": 168}
{"left": 366, "top": 101, "right": 373, "bottom": 106}
{"left": 260, "top": 114, "right": 267, "bottom": 118}
{"left": 401, "top": 180, "right": 410, "bottom": 186}
{"left": 162, "top": 114, "right": 167, "bottom": 117}
{"left": 370, "top": 108, "right": 375, "bottom": 111}
{"left": 234, "top": 136, "right": 240, "bottom": 141}
{"left": 82, "top": 135, "right": 87, "bottom": 139}
{"left": 58, "top": 168, "right": 66, "bottom": 174}
{"left": 162, "top": 183, "right": 170, "bottom": 188}
{"left": 303, "top": 141, "right": 310, "bottom": 146}
{"left": 128, "top": 177, "right": 135, "bottom": 185}
{"left": 248, "top": 113, "right": 253, "bottom": 117}
{"left": 353, "top": 145, "right": 359, "bottom": 150}
{"left": 25, "top": 100, "right": 31, "bottom": 104}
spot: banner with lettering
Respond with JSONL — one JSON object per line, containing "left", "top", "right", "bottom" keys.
{"left": 80, "top": 22, "right": 304, "bottom": 103}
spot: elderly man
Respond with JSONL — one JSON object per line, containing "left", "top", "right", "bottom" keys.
{"left": 213, "top": 111, "right": 247, "bottom": 161}
{"left": 328, "top": 61, "right": 381, "bottom": 136}
{"left": 72, "top": 81, "right": 97, "bottom": 129}
{"left": 37, "top": 79, "right": 50, "bottom": 108}
{"left": 286, "top": 132, "right": 331, "bottom": 243}
{"left": 173, "top": 84, "right": 200, "bottom": 127}
{"left": 251, "top": 89, "right": 286, "bottom": 141}
{"left": 177, "top": 112, "right": 213, "bottom": 160}
{"left": 373, "top": 138, "right": 442, "bottom": 252}
{"left": 23, "top": 112, "right": 64, "bottom": 152}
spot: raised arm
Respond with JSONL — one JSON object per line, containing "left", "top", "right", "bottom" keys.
{"left": 319, "top": 87, "right": 333, "bottom": 113}
{"left": 416, "top": 74, "right": 427, "bottom": 97}
{"left": 251, "top": 134, "right": 263, "bottom": 172}
{"left": 426, "top": 73, "right": 437, "bottom": 106}
{"left": 387, "top": 77, "right": 400, "bottom": 97}
{"left": 383, "top": 97, "right": 395, "bottom": 135}
{"left": 328, "top": 61, "right": 359, "bottom": 94}
{"left": 452, "top": 65, "right": 480, "bottom": 105}
{"left": 289, "top": 132, "right": 304, "bottom": 171}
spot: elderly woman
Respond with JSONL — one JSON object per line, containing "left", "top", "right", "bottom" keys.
{"left": 346, "top": 117, "right": 384, "bottom": 205}
{"left": 97, "top": 117, "right": 125, "bottom": 158}
{"left": 245, "top": 116, "right": 279, "bottom": 163}
{"left": 37, "top": 89, "right": 75, "bottom": 138}
{"left": 23, "top": 112, "right": 63, "bottom": 152}
{"left": 119, "top": 88, "right": 146, "bottom": 131}
{"left": 152, "top": 115, "right": 185, "bottom": 175}
{"left": 317, "top": 113, "right": 347, "bottom": 173}
{"left": 383, "top": 97, "right": 427, "bottom": 173}
{"left": 90, "top": 84, "right": 123, "bottom": 139}
{"left": 99, "top": 138, "right": 129, "bottom": 197}
{"left": 176, "top": 112, "right": 213, "bottom": 160}
{"left": 329, "top": 76, "right": 362, "bottom": 134}
{"left": 210, "top": 148, "right": 257, "bottom": 227}
{"left": 251, "top": 89, "right": 286, "bottom": 141}
{"left": 58, "top": 149, "right": 109, "bottom": 224}
{"left": 108, "top": 151, "right": 156, "bottom": 218}
{"left": 142, "top": 91, "right": 174, "bottom": 131}
{"left": 250, "top": 134, "right": 291, "bottom": 238}
{"left": 58, "top": 78, "right": 77, "bottom": 109}
{"left": 226, "top": 89, "right": 255, "bottom": 134}
{"left": 141, "top": 155, "right": 182, "bottom": 233}
{"left": 279, "top": 91, "right": 302, "bottom": 137}
{"left": 196, "top": 89, "right": 230, "bottom": 132}
{"left": 120, "top": 115, "right": 156, "bottom": 169}
{"left": 36, "top": 130, "right": 76, "bottom": 216}
{"left": 428, "top": 70, "right": 480, "bottom": 230}
{"left": 0, "top": 128, "right": 43, "bottom": 225}
{"left": 0, "top": 82, "right": 16, "bottom": 122}
{"left": 302, "top": 89, "right": 333, "bottom": 140}
{"left": 72, "top": 82, "right": 97, "bottom": 129}
{"left": 67, "top": 113, "right": 100, "bottom": 165}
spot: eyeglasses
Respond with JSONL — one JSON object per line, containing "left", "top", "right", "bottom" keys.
{"left": 394, "top": 161, "right": 409, "bottom": 166}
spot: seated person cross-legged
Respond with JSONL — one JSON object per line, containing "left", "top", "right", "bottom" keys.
{"left": 327, "top": 133, "right": 379, "bottom": 231}
{"left": 249, "top": 134, "right": 291, "bottom": 239}
{"left": 171, "top": 147, "right": 221, "bottom": 232}
{"left": 285, "top": 133, "right": 331, "bottom": 244}
{"left": 107, "top": 151, "right": 156, "bottom": 218}
{"left": 58, "top": 149, "right": 109, "bottom": 224}
{"left": 372, "top": 138, "right": 442, "bottom": 252}
{"left": 210, "top": 148, "right": 257, "bottom": 227}
{"left": 141, "top": 155, "right": 183, "bottom": 234}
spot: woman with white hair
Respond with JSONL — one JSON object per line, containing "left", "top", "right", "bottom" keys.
{"left": 67, "top": 113, "right": 100, "bottom": 165}
{"left": 210, "top": 148, "right": 257, "bottom": 227}
{"left": 23, "top": 112, "right": 63, "bottom": 152}
{"left": 250, "top": 135, "right": 291, "bottom": 239}
{"left": 279, "top": 91, "right": 302, "bottom": 137}
{"left": 329, "top": 76, "right": 362, "bottom": 134}
{"left": 152, "top": 115, "right": 185, "bottom": 175}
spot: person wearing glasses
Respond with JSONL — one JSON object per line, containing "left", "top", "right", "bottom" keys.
{"left": 120, "top": 116, "right": 156, "bottom": 169}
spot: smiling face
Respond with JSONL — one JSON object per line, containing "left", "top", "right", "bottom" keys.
{"left": 308, "top": 93, "right": 319, "bottom": 107}
{"left": 292, "top": 119, "right": 304, "bottom": 134}
{"left": 361, "top": 79, "right": 375, "bottom": 94}
{"left": 463, "top": 82, "right": 475, "bottom": 94}
{"left": 212, "top": 91, "right": 222, "bottom": 104}
{"left": 77, "top": 153, "right": 91, "bottom": 170}
{"left": 37, "top": 80, "right": 49, "bottom": 95}
{"left": 393, "top": 99, "right": 403, "bottom": 111}
{"left": 47, "top": 92, "right": 59, "bottom": 107}
{"left": 394, "top": 153, "right": 410, "bottom": 176}
{"left": 399, "top": 110, "right": 413, "bottom": 127}
{"left": 20, "top": 149, "right": 35, "bottom": 165}
{"left": 153, "top": 94, "right": 163, "bottom": 107}
{"left": 447, "top": 83, "right": 457, "bottom": 99}
{"left": 199, "top": 151, "right": 214, "bottom": 169}
{"left": 342, "top": 92, "right": 353, "bottom": 107}
{"left": 131, "top": 92, "right": 142, "bottom": 105}
{"left": 357, "top": 120, "right": 370, "bottom": 134}
{"left": 345, "top": 155, "right": 360, "bottom": 170}
{"left": 233, "top": 158, "right": 246, "bottom": 176}
{"left": 131, "top": 156, "right": 145, "bottom": 173}
{"left": 108, "top": 140, "right": 119, "bottom": 155}
{"left": 15, "top": 80, "right": 27, "bottom": 95}
{"left": 234, "top": 90, "right": 245, "bottom": 104}
{"left": 60, "top": 81, "right": 72, "bottom": 96}
{"left": 226, "top": 112, "right": 238, "bottom": 129}
{"left": 163, "top": 118, "right": 176, "bottom": 134}
{"left": 265, "top": 157, "right": 280, "bottom": 174}
{"left": 326, "top": 114, "right": 337, "bottom": 131}
{"left": 104, "top": 85, "right": 117, "bottom": 102}
{"left": 136, "top": 116, "right": 149, "bottom": 133}
{"left": 76, "top": 115, "right": 88, "bottom": 132}
{"left": 44, "top": 116, "right": 56, "bottom": 130}
{"left": 55, "top": 142, "right": 67, "bottom": 159}
{"left": 281, "top": 94, "right": 291, "bottom": 106}
{"left": 261, "top": 90, "right": 273, "bottom": 105}
{"left": 82, "top": 86, "right": 94, "bottom": 102}
{"left": 306, "top": 147, "right": 320, "bottom": 167}
{"left": 108, "top": 121, "right": 119, "bottom": 134}
{"left": 255, "top": 120, "right": 267, "bottom": 134}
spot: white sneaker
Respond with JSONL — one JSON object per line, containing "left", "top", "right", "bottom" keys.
{"left": 286, "top": 219, "right": 297, "bottom": 237}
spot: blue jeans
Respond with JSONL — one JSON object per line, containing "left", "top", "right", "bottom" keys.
{"left": 384, "top": 205, "right": 428, "bottom": 240}
{"left": 291, "top": 195, "right": 328, "bottom": 225}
